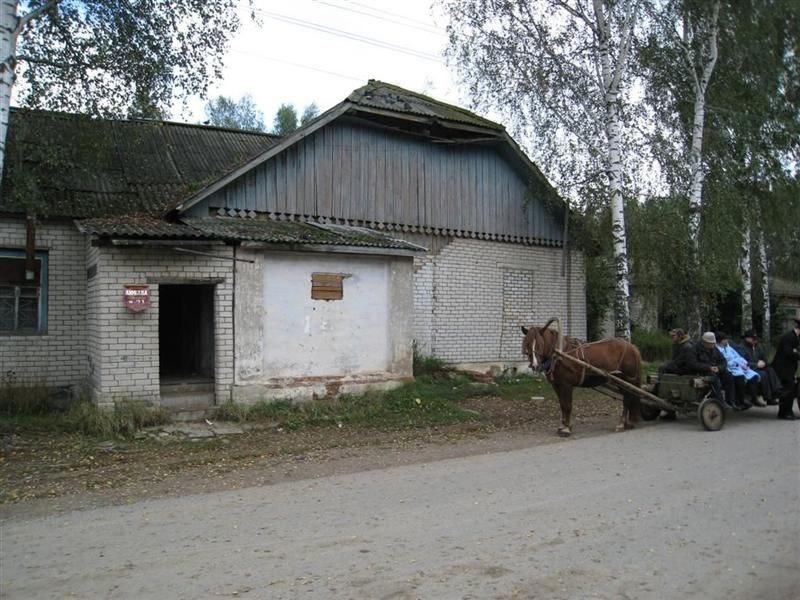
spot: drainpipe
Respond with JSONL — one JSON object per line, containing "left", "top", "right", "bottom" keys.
{"left": 561, "top": 201, "right": 571, "bottom": 336}
{"left": 231, "top": 243, "right": 237, "bottom": 405}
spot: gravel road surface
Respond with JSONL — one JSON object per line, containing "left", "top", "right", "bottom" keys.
{"left": 3, "top": 412, "right": 798, "bottom": 599}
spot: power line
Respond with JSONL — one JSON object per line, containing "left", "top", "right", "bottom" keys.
{"left": 341, "top": 0, "right": 445, "bottom": 31}
{"left": 255, "top": 8, "right": 444, "bottom": 63}
{"left": 231, "top": 50, "right": 366, "bottom": 83}
{"left": 312, "top": 0, "right": 443, "bottom": 36}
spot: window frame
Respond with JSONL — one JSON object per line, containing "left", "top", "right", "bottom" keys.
{"left": 0, "top": 248, "right": 49, "bottom": 334}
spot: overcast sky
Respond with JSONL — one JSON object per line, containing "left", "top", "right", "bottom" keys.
{"left": 181, "top": 0, "right": 474, "bottom": 129}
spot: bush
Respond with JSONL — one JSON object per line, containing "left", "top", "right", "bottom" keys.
{"left": 632, "top": 329, "right": 673, "bottom": 362}
{"left": 412, "top": 345, "right": 447, "bottom": 376}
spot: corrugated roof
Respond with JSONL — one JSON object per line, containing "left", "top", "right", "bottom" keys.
{"left": 1, "top": 109, "right": 280, "bottom": 218}
{"left": 76, "top": 215, "right": 426, "bottom": 252}
{"left": 347, "top": 80, "right": 504, "bottom": 131}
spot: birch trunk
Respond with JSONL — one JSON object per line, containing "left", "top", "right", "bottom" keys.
{"left": 0, "top": 0, "right": 20, "bottom": 185}
{"left": 757, "top": 223, "right": 770, "bottom": 344}
{"left": 606, "top": 102, "right": 631, "bottom": 339}
{"left": 593, "top": 0, "right": 636, "bottom": 340}
{"left": 740, "top": 223, "right": 753, "bottom": 331}
{"left": 684, "top": 0, "right": 720, "bottom": 335}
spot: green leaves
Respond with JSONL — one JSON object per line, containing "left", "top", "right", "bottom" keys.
{"left": 204, "top": 95, "right": 265, "bottom": 131}
{"left": 17, "top": 0, "right": 242, "bottom": 117}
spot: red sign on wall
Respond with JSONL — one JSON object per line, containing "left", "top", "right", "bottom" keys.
{"left": 123, "top": 285, "right": 150, "bottom": 312}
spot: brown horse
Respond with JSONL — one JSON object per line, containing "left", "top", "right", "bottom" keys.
{"left": 521, "top": 319, "right": 643, "bottom": 437}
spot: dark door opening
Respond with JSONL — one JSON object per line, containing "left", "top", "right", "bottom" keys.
{"left": 159, "top": 284, "right": 215, "bottom": 381}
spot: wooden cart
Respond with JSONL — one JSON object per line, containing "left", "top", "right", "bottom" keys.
{"left": 553, "top": 349, "right": 724, "bottom": 431}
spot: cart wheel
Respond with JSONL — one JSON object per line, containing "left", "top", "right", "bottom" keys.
{"left": 698, "top": 398, "right": 725, "bottom": 431}
{"left": 640, "top": 405, "right": 660, "bottom": 421}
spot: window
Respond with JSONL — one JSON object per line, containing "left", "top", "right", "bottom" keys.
{"left": 311, "top": 273, "right": 345, "bottom": 301}
{"left": 0, "top": 249, "right": 48, "bottom": 333}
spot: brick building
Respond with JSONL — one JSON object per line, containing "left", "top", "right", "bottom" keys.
{"left": 0, "top": 81, "right": 585, "bottom": 409}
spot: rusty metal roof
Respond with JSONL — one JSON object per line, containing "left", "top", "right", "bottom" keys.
{"left": 77, "top": 215, "right": 426, "bottom": 252}
{"left": 1, "top": 109, "right": 280, "bottom": 218}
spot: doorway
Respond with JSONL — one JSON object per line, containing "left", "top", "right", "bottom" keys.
{"left": 159, "top": 284, "right": 215, "bottom": 382}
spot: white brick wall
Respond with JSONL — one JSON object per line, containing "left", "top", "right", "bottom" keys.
{"left": 0, "top": 218, "right": 88, "bottom": 389}
{"left": 406, "top": 236, "right": 587, "bottom": 365}
{"left": 1, "top": 216, "right": 586, "bottom": 400}
{"left": 87, "top": 245, "right": 234, "bottom": 406}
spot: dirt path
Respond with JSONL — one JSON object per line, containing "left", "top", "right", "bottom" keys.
{"left": 3, "top": 412, "right": 798, "bottom": 600}
{"left": 1, "top": 390, "right": 624, "bottom": 521}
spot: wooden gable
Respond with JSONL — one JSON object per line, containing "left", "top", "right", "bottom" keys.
{"left": 183, "top": 118, "right": 565, "bottom": 246}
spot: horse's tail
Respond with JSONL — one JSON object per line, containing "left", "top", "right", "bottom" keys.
{"left": 629, "top": 342, "right": 643, "bottom": 386}
{"left": 626, "top": 341, "right": 643, "bottom": 422}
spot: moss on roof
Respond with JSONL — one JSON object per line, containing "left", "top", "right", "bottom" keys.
{"left": 347, "top": 80, "right": 504, "bottom": 131}
{"left": 1, "top": 109, "right": 280, "bottom": 218}
{"left": 77, "top": 215, "right": 425, "bottom": 252}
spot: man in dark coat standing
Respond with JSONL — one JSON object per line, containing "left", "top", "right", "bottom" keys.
{"left": 771, "top": 319, "right": 800, "bottom": 420}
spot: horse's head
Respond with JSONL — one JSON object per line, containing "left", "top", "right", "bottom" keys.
{"left": 521, "top": 318, "right": 559, "bottom": 370}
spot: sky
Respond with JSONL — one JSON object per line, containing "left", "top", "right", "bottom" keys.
{"left": 181, "top": 0, "right": 473, "bottom": 129}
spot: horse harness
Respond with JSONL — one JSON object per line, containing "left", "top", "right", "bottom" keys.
{"left": 547, "top": 339, "right": 629, "bottom": 386}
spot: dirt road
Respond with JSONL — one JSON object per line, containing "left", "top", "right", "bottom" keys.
{"left": 2, "top": 411, "right": 798, "bottom": 599}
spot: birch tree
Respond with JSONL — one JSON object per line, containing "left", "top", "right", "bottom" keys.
{"left": 0, "top": 0, "right": 245, "bottom": 185}
{"left": 756, "top": 223, "right": 770, "bottom": 343}
{"left": 647, "top": 0, "right": 720, "bottom": 333}
{"left": 442, "top": 0, "right": 643, "bottom": 338}
{"left": 739, "top": 221, "right": 752, "bottom": 331}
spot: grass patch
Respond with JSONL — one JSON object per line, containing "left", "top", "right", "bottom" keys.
{"left": 65, "top": 401, "right": 171, "bottom": 439}
{"left": 0, "top": 400, "right": 171, "bottom": 439}
{"left": 214, "top": 374, "right": 495, "bottom": 430}
{"left": 490, "top": 376, "right": 552, "bottom": 402}
{"left": 0, "top": 378, "right": 59, "bottom": 416}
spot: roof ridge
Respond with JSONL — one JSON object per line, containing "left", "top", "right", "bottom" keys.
{"left": 8, "top": 106, "right": 281, "bottom": 139}
{"left": 359, "top": 79, "right": 503, "bottom": 129}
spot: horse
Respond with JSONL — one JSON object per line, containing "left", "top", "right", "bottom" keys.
{"left": 521, "top": 318, "right": 643, "bottom": 437}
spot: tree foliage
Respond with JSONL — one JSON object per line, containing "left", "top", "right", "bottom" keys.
{"left": 442, "top": 0, "right": 652, "bottom": 205}
{"left": 443, "top": 0, "right": 644, "bottom": 338}
{"left": 15, "top": 0, "right": 244, "bottom": 117}
{"left": 204, "top": 94, "right": 265, "bottom": 131}
{"left": 272, "top": 102, "right": 319, "bottom": 136}
{"left": 639, "top": 0, "right": 800, "bottom": 331}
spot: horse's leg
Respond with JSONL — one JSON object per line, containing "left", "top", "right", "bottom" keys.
{"left": 616, "top": 394, "right": 630, "bottom": 432}
{"left": 622, "top": 394, "right": 636, "bottom": 430}
{"left": 555, "top": 383, "right": 574, "bottom": 437}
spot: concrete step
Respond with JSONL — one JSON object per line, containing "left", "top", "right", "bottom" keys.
{"left": 160, "top": 380, "right": 214, "bottom": 413}
{"left": 172, "top": 408, "right": 216, "bottom": 422}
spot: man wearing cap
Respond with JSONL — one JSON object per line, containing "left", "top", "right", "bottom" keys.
{"left": 771, "top": 319, "right": 800, "bottom": 420}
{"left": 678, "top": 331, "right": 736, "bottom": 409}
{"left": 736, "top": 329, "right": 780, "bottom": 406}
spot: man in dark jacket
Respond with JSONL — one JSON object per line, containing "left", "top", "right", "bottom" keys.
{"left": 736, "top": 329, "right": 780, "bottom": 406}
{"left": 771, "top": 319, "right": 800, "bottom": 420}
{"left": 675, "top": 332, "right": 735, "bottom": 408}
{"left": 661, "top": 329, "right": 692, "bottom": 374}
